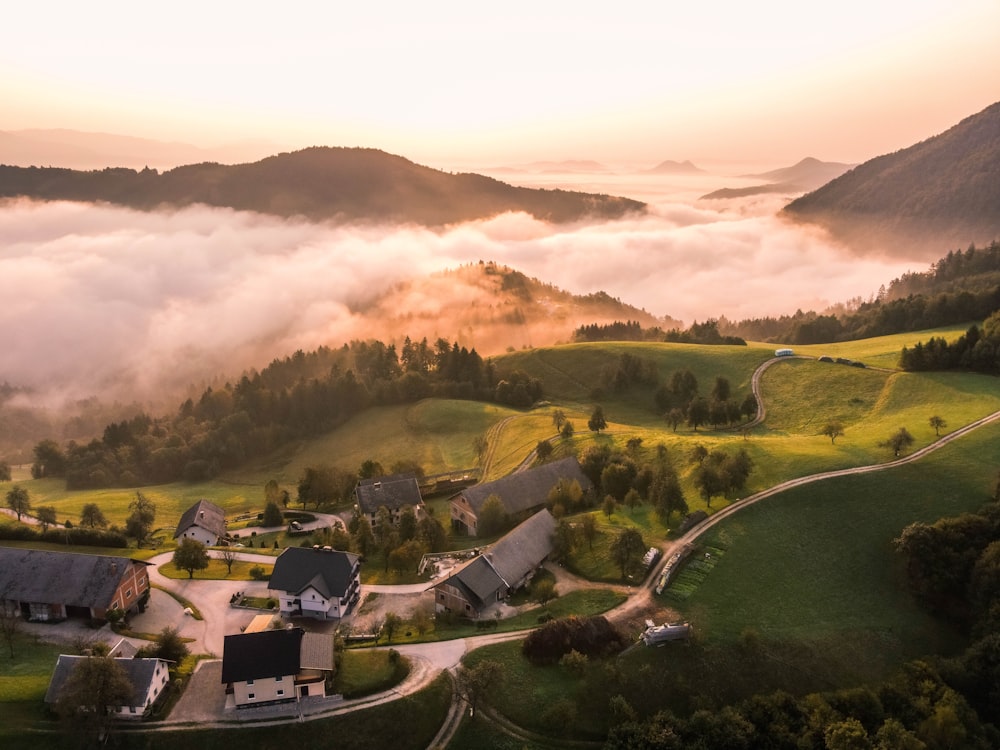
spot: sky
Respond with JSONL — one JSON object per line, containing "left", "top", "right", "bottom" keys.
{"left": 2, "top": 0, "right": 999, "bottom": 167}
{"left": 1, "top": 1, "right": 998, "bottom": 409}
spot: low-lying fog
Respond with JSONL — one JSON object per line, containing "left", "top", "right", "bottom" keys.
{"left": 1, "top": 171, "right": 919, "bottom": 408}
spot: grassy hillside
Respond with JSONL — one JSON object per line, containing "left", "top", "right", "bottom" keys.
{"left": 5, "top": 325, "right": 999, "bottom": 541}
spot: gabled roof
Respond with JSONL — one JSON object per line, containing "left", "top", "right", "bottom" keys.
{"left": 268, "top": 546, "right": 359, "bottom": 599}
{"left": 455, "top": 457, "right": 592, "bottom": 516}
{"left": 355, "top": 473, "right": 423, "bottom": 515}
{"left": 486, "top": 509, "right": 557, "bottom": 586}
{"left": 221, "top": 628, "right": 303, "bottom": 683}
{"left": 173, "top": 499, "right": 227, "bottom": 540}
{"left": 45, "top": 655, "right": 168, "bottom": 705}
{"left": 0, "top": 548, "right": 149, "bottom": 610}
{"left": 448, "top": 556, "right": 505, "bottom": 609}
{"left": 435, "top": 509, "right": 557, "bottom": 608}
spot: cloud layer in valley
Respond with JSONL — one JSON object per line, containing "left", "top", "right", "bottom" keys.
{"left": 0, "top": 189, "right": 919, "bottom": 406}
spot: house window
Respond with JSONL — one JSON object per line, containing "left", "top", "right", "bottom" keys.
{"left": 276, "top": 676, "right": 283, "bottom": 682}
{"left": 138, "top": 577, "right": 146, "bottom": 586}
{"left": 247, "top": 679, "right": 254, "bottom": 685}
{"left": 277, "top": 689, "right": 285, "bottom": 696}
{"left": 112, "top": 600, "right": 120, "bottom": 610}
{"left": 130, "top": 706, "right": 136, "bottom": 714}
{"left": 248, "top": 693, "right": 255, "bottom": 700}
{"left": 125, "top": 588, "right": 133, "bottom": 599}
{"left": 439, "top": 593, "right": 445, "bottom": 600}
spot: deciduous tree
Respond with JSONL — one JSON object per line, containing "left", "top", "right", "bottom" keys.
{"left": 125, "top": 492, "right": 156, "bottom": 544}
{"left": 5, "top": 485, "right": 30, "bottom": 522}
{"left": 262, "top": 500, "right": 283, "bottom": 527}
{"left": 35, "top": 505, "right": 57, "bottom": 532}
{"left": 609, "top": 527, "right": 645, "bottom": 579}
{"left": 477, "top": 494, "right": 508, "bottom": 537}
{"left": 581, "top": 513, "right": 598, "bottom": 550}
{"left": 80, "top": 502, "right": 108, "bottom": 529}
{"left": 55, "top": 655, "right": 135, "bottom": 740}
{"left": 822, "top": 421, "right": 845, "bottom": 444}
{"left": 173, "top": 538, "right": 209, "bottom": 579}
{"left": 883, "top": 427, "right": 915, "bottom": 457}
{"left": 457, "top": 659, "right": 505, "bottom": 716}
{"left": 929, "top": 415, "right": 947, "bottom": 436}
{"left": 588, "top": 405, "right": 608, "bottom": 433}
{"left": 219, "top": 545, "right": 239, "bottom": 574}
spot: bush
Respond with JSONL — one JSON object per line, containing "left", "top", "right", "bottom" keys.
{"left": 522, "top": 615, "right": 628, "bottom": 665}
{"left": 249, "top": 565, "right": 267, "bottom": 581}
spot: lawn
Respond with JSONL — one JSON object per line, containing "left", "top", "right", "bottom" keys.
{"left": 333, "top": 648, "right": 410, "bottom": 698}
{"left": 0, "top": 633, "right": 67, "bottom": 735}
{"left": 564, "top": 506, "right": 667, "bottom": 582}
{"left": 157, "top": 558, "right": 274, "bottom": 581}
{"left": 1, "top": 672, "right": 453, "bottom": 750}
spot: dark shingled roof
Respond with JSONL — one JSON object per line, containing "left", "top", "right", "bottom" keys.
{"left": 456, "top": 457, "right": 592, "bottom": 516}
{"left": 173, "top": 498, "right": 227, "bottom": 540}
{"left": 450, "top": 556, "right": 504, "bottom": 608}
{"left": 45, "top": 655, "right": 167, "bottom": 706}
{"left": 437, "top": 509, "right": 557, "bottom": 609}
{"left": 355, "top": 473, "right": 423, "bottom": 515}
{"left": 221, "top": 628, "right": 303, "bottom": 683}
{"left": 486, "top": 509, "right": 556, "bottom": 587}
{"left": 0, "top": 548, "right": 149, "bottom": 610}
{"left": 268, "top": 546, "right": 359, "bottom": 600}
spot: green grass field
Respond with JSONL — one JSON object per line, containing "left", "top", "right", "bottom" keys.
{"left": 157, "top": 559, "right": 274, "bottom": 581}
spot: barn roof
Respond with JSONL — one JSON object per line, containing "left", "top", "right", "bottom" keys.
{"left": 456, "top": 457, "right": 591, "bottom": 516}
{"left": 174, "top": 499, "right": 227, "bottom": 540}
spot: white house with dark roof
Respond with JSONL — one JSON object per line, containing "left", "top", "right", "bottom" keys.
{"left": 354, "top": 472, "right": 425, "bottom": 529}
{"left": 434, "top": 509, "right": 557, "bottom": 618}
{"left": 173, "top": 499, "right": 227, "bottom": 546}
{"left": 449, "top": 456, "right": 591, "bottom": 536}
{"left": 268, "top": 546, "right": 361, "bottom": 620}
{"left": 221, "top": 627, "right": 331, "bottom": 708}
{"left": 44, "top": 655, "right": 171, "bottom": 719}
{"left": 0, "top": 548, "right": 151, "bottom": 622}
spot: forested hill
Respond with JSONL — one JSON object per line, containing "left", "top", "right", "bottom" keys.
{"left": 782, "top": 101, "right": 1000, "bottom": 256}
{"left": 0, "top": 146, "right": 646, "bottom": 225}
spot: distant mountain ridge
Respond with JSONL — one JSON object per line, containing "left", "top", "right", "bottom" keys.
{"left": 700, "top": 157, "right": 855, "bottom": 200}
{"left": 0, "top": 128, "right": 275, "bottom": 170}
{"left": 643, "top": 159, "right": 705, "bottom": 175}
{"left": 783, "top": 101, "right": 1000, "bottom": 256}
{"left": 0, "top": 147, "right": 646, "bottom": 226}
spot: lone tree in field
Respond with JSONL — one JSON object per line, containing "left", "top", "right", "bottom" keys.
{"left": 588, "top": 405, "right": 608, "bottom": 433}
{"left": 929, "top": 415, "right": 947, "bottom": 437}
{"left": 382, "top": 612, "right": 402, "bottom": 643}
{"left": 173, "top": 538, "right": 209, "bottom": 579}
{"left": 80, "top": 502, "right": 108, "bottom": 529}
{"left": 609, "top": 527, "right": 646, "bottom": 579}
{"left": 535, "top": 439, "right": 553, "bottom": 462}
{"left": 821, "top": 421, "right": 845, "bottom": 444}
{"left": 457, "top": 659, "right": 505, "bottom": 716}
{"left": 560, "top": 420, "right": 575, "bottom": 440}
{"left": 5, "top": 485, "right": 30, "bottom": 522}
{"left": 262, "top": 500, "right": 283, "bottom": 527}
{"left": 883, "top": 427, "right": 915, "bottom": 457}
{"left": 551, "top": 409, "right": 566, "bottom": 431}
{"left": 0, "top": 462, "right": 10, "bottom": 482}
{"left": 581, "top": 513, "right": 598, "bottom": 550}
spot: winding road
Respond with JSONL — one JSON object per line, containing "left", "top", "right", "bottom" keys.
{"left": 96, "top": 355, "right": 1000, "bottom": 746}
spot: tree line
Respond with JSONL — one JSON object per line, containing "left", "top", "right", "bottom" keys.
{"left": 899, "top": 313, "right": 1000, "bottom": 374}
{"left": 28, "top": 337, "right": 543, "bottom": 490}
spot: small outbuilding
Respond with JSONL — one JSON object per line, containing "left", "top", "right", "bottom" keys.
{"left": 45, "top": 655, "right": 171, "bottom": 719}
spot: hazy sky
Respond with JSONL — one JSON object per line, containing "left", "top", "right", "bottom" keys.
{"left": 3, "top": 0, "right": 998, "bottom": 166}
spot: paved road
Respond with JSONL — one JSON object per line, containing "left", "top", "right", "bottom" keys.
{"left": 115, "top": 356, "right": 1000, "bottom": 743}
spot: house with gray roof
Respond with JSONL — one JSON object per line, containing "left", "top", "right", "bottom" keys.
{"left": 354, "top": 472, "right": 425, "bottom": 529}
{"left": 449, "top": 456, "right": 591, "bottom": 536}
{"left": 173, "top": 499, "right": 227, "bottom": 546}
{"left": 221, "top": 627, "right": 331, "bottom": 708}
{"left": 45, "top": 655, "right": 171, "bottom": 719}
{"left": 0, "top": 548, "right": 151, "bottom": 622}
{"left": 268, "top": 546, "right": 361, "bottom": 620}
{"left": 434, "top": 509, "right": 557, "bottom": 618}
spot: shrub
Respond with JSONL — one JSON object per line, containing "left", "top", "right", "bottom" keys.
{"left": 522, "top": 615, "right": 628, "bottom": 665}
{"left": 249, "top": 565, "right": 267, "bottom": 581}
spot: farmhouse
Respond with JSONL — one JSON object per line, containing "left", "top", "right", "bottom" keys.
{"left": 449, "top": 456, "right": 591, "bottom": 536}
{"left": 268, "top": 546, "right": 361, "bottom": 620}
{"left": 354, "top": 472, "right": 425, "bottom": 528}
{"left": 0, "top": 547, "right": 151, "bottom": 622}
{"left": 44, "top": 655, "right": 171, "bottom": 719}
{"left": 221, "top": 627, "right": 332, "bottom": 708}
{"left": 434, "top": 509, "right": 557, "bottom": 618}
{"left": 173, "top": 499, "right": 227, "bottom": 546}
